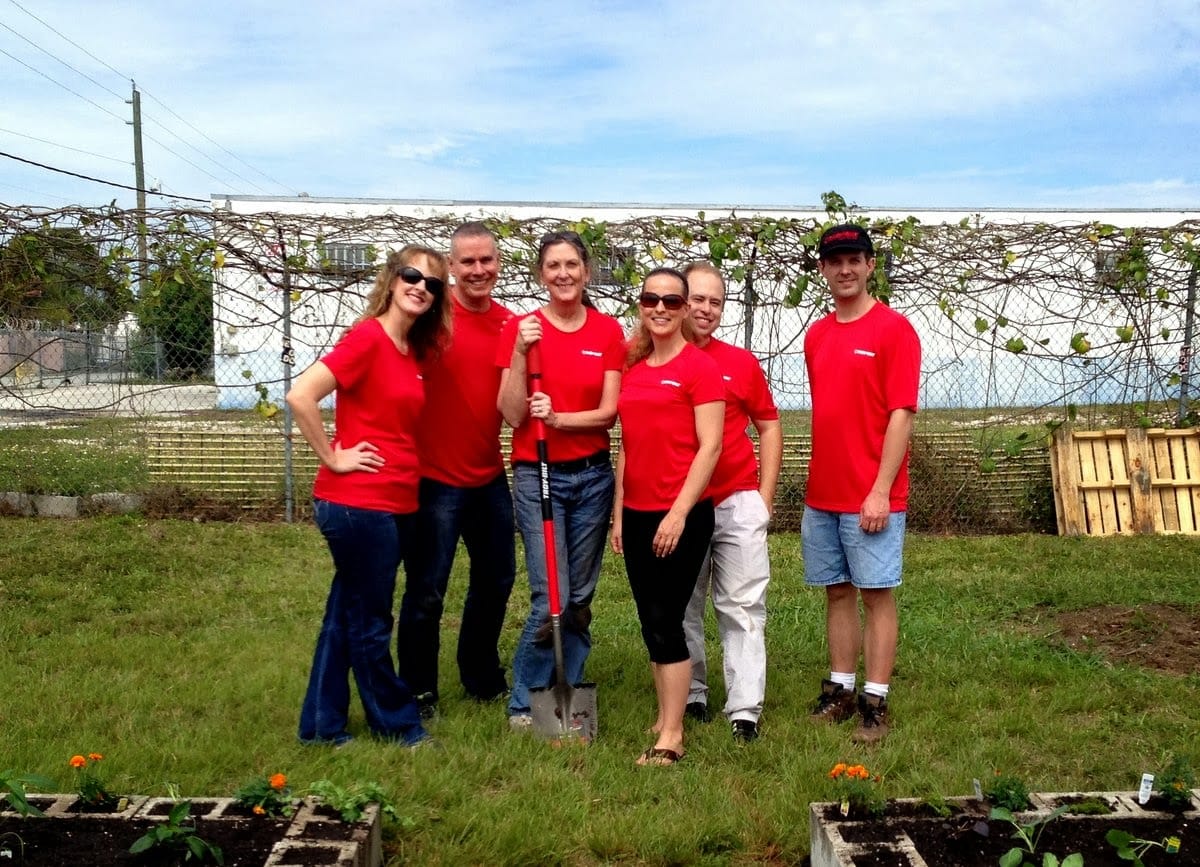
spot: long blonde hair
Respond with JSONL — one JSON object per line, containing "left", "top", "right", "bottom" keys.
{"left": 625, "top": 267, "right": 696, "bottom": 368}
{"left": 355, "top": 245, "right": 452, "bottom": 361}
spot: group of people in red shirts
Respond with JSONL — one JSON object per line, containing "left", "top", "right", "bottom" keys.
{"left": 286, "top": 221, "right": 921, "bottom": 762}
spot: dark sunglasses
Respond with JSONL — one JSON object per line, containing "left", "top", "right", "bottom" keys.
{"left": 398, "top": 266, "right": 445, "bottom": 295}
{"left": 638, "top": 292, "right": 687, "bottom": 311}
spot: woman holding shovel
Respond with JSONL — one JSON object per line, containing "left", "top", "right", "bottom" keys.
{"left": 611, "top": 267, "right": 724, "bottom": 765}
{"left": 496, "top": 230, "right": 626, "bottom": 729}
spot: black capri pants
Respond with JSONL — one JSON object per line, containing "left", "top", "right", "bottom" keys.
{"left": 622, "top": 499, "right": 716, "bottom": 664}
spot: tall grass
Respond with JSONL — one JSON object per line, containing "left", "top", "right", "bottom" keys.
{"left": 1, "top": 518, "right": 1197, "bottom": 864}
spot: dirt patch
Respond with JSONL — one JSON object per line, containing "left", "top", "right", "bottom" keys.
{"left": 1048, "top": 604, "right": 1200, "bottom": 676}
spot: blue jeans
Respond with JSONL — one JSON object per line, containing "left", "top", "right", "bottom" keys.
{"left": 508, "top": 462, "right": 614, "bottom": 715}
{"left": 801, "top": 507, "right": 906, "bottom": 589}
{"left": 299, "top": 499, "right": 427, "bottom": 746}
{"left": 398, "top": 473, "right": 516, "bottom": 701}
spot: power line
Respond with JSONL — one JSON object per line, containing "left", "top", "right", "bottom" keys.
{"left": 6, "top": 0, "right": 295, "bottom": 194}
{"left": 0, "top": 149, "right": 209, "bottom": 203}
{"left": 0, "top": 18, "right": 124, "bottom": 101}
{"left": 0, "top": 44, "right": 126, "bottom": 123}
{"left": 4, "top": 0, "right": 125, "bottom": 78}
{"left": 0, "top": 126, "right": 128, "bottom": 163}
{"left": 139, "top": 90, "right": 292, "bottom": 193}
{"left": 140, "top": 127, "right": 240, "bottom": 190}
{"left": 0, "top": 42, "right": 256, "bottom": 195}
{"left": 140, "top": 113, "right": 274, "bottom": 195}
{"left": 0, "top": 177, "right": 73, "bottom": 204}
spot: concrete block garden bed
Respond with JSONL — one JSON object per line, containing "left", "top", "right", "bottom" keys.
{"left": 0, "top": 794, "right": 381, "bottom": 866}
{"left": 809, "top": 790, "right": 1200, "bottom": 867}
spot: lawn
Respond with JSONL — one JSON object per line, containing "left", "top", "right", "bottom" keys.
{"left": 1, "top": 517, "right": 1197, "bottom": 865}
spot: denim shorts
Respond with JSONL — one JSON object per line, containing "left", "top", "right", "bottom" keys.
{"left": 801, "top": 507, "right": 906, "bottom": 589}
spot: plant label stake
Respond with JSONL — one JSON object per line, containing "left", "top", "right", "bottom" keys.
{"left": 525, "top": 343, "right": 598, "bottom": 743}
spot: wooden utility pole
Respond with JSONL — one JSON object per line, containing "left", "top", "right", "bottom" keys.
{"left": 127, "top": 81, "right": 159, "bottom": 377}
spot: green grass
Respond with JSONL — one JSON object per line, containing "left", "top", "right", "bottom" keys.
{"left": 0, "top": 419, "right": 146, "bottom": 495}
{"left": 1, "top": 518, "right": 1198, "bottom": 864}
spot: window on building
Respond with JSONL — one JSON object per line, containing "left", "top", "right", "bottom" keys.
{"left": 320, "top": 242, "right": 371, "bottom": 274}
{"left": 589, "top": 245, "right": 635, "bottom": 287}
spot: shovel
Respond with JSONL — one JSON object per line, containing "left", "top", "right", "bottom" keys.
{"left": 525, "top": 343, "right": 598, "bottom": 743}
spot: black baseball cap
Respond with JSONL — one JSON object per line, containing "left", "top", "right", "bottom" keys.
{"left": 818, "top": 224, "right": 874, "bottom": 259}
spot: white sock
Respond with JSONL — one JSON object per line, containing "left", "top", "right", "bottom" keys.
{"left": 863, "top": 681, "right": 889, "bottom": 699}
{"left": 830, "top": 671, "right": 856, "bottom": 691}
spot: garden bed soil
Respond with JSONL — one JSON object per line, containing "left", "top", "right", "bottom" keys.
{"left": 0, "top": 814, "right": 292, "bottom": 865}
{"left": 811, "top": 792, "right": 1200, "bottom": 867}
{"left": 0, "top": 795, "right": 379, "bottom": 867}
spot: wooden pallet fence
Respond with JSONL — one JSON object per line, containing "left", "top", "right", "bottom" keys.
{"left": 1049, "top": 426, "right": 1200, "bottom": 536}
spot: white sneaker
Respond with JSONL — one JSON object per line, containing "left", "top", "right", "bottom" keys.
{"left": 508, "top": 714, "right": 533, "bottom": 731}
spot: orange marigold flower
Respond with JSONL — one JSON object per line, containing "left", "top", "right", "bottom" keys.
{"left": 253, "top": 805, "right": 265, "bottom": 816}
{"left": 69, "top": 755, "right": 86, "bottom": 768}
{"left": 269, "top": 773, "right": 287, "bottom": 790}
{"left": 829, "top": 763, "right": 847, "bottom": 778}
{"left": 88, "top": 753, "right": 104, "bottom": 762}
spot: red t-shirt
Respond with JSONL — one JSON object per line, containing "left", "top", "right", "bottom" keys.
{"left": 700, "top": 338, "right": 780, "bottom": 505}
{"left": 496, "top": 308, "right": 625, "bottom": 463}
{"left": 618, "top": 343, "right": 725, "bottom": 511}
{"left": 804, "top": 302, "right": 921, "bottom": 512}
{"left": 312, "top": 318, "right": 425, "bottom": 513}
{"left": 417, "top": 296, "right": 513, "bottom": 487}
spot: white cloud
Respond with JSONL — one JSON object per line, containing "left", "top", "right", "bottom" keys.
{"left": 2, "top": 0, "right": 1198, "bottom": 207}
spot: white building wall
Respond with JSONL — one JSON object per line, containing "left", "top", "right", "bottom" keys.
{"left": 210, "top": 196, "right": 1196, "bottom": 411}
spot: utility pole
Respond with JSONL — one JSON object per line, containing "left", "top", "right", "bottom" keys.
{"left": 127, "top": 80, "right": 160, "bottom": 379}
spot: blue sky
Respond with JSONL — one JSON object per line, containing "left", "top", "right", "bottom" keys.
{"left": 2, "top": 0, "right": 1198, "bottom": 211}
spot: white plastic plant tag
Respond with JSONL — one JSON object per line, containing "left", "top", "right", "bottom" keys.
{"left": 1137, "top": 772, "right": 1154, "bottom": 805}
{"left": 973, "top": 778, "right": 983, "bottom": 800}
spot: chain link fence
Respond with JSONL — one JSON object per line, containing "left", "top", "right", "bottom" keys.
{"left": 2, "top": 202, "right": 1196, "bottom": 532}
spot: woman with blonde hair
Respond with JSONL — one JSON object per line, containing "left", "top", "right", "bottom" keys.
{"left": 612, "top": 266, "right": 724, "bottom": 765}
{"left": 287, "top": 245, "right": 451, "bottom": 747}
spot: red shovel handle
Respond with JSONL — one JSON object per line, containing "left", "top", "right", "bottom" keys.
{"left": 527, "top": 343, "right": 563, "bottom": 618}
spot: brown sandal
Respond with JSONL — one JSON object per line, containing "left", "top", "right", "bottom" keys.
{"left": 637, "top": 746, "right": 683, "bottom": 766}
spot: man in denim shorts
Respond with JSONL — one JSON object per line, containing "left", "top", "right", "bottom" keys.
{"left": 802, "top": 224, "right": 921, "bottom": 743}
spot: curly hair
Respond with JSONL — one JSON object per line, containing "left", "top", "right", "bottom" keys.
{"left": 354, "top": 245, "right": 452, "bottom": 361}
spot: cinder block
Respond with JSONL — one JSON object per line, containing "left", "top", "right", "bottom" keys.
{"left": 0, "top": 491, "right": 32, "bottom": 515}
{"left": 29, "top": 494, "right": 80, "bottom": 518}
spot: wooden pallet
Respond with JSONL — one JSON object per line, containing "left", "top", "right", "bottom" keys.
{"left": 1049, "top": 427, "right": 1200, "bottom": 535}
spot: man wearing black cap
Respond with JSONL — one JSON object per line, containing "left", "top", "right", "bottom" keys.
{"left": 802, "top": 223, "right": 921, "bottom": 743}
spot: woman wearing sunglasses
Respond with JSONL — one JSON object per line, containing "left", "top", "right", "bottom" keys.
{"left": 287, "top": 245, "right": 452, "bottom": 748}
{"left": 612, "top": 267, "right": 724, "bottom": 765}
{"left": 496, "top": 230, "right": 626, "bottom": 728}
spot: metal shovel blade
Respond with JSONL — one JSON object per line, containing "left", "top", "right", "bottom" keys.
{"left": 530, "top": 681, "right": 598, "bottom": 742}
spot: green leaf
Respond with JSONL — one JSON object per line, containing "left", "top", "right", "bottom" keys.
{"left": 1070, "top": 332, "right": 1091, "bottom": 354}
{"left": 1043, "top": 855, "right": 1059, "bottom": 867}
{"left": 995, "top": 315, "right": 1009, "bottom": 328}
{"left": 1115, "top": 325, "right": 1135, "bottom": 343}
{"left": 974, "top": 317, "right": 989, "bottom": 333}
{"left": 1000, "top": 847, "right": 1025, "bottom": 867}
{"left": 1061, "top": 855, "right": 1083, "bottom": 867}
{"left": 980, "top": 457, "right": 997, "bottom": 474}
{"left": 1106, "top": 829, "right": 1135, "bottom": 846}
{"left": 1005, "top": 338, "right": 1026, "bottom": 354}
{"left": 169, "top": 799, "right": 191, "bottom": 824}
